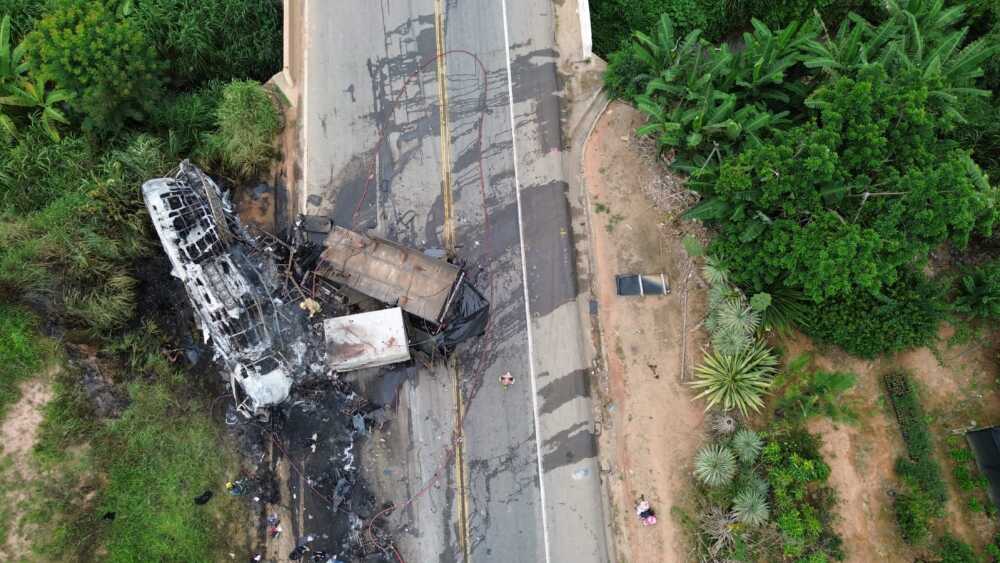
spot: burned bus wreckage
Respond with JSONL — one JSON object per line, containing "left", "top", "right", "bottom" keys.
{"left": 142, "top": 161, "right": 489, "bottom": 415}
{"left": 143, "top": 161, "right": 488, "bottom": 557}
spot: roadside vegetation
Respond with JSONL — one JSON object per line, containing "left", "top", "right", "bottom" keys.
{"left": 596, "top": 0, "right": 1000, "bottom": 560}
{"left": 0, "top": 0, "right": 283, "bottom": 559}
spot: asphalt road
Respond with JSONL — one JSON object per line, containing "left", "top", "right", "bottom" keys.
{"left": 301, "top": 1, "right": 608, "bottom": 561}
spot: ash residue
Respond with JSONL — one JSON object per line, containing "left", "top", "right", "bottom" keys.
{"left": 222, "top": 379, "right": 399, "bottom": 562}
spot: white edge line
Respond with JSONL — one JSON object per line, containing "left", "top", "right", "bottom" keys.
{"left": 500, "top": 1, "right": 553, "bottom": 562}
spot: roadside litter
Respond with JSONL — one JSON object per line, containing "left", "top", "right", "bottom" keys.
{"left": 636, "top": 497, "right": 657, "bottom": 526}
{"left": 500, "top": 372, "right": 515, "bottom": 388}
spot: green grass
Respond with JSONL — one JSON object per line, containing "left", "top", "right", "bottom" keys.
{"left": 0, "top": 304, "right": 48, "bottom": 418}
{"left": 30, "top": 379, "right": 240, "bottom": 561}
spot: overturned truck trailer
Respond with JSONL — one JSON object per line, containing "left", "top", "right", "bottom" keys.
{"left": 313, "top": 224, "right": 489, "bottom": 357}
{"left": 142, "top": 161, "right": 323, "bottom": 416}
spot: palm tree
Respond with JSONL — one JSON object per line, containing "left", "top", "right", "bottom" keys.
{"left": 694, "top": 443, "right": 737, "bottom": 487}
{"left": 732, "top": 487, "right": 770, "bottom": 526}
{"left": 731, "top": 428, "right": 764, "bottom": 465}
{"left": 690, "top": 342, "right": 778, "bottom": 416}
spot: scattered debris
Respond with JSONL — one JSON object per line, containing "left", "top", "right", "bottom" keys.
{"left": 141, "top": 162, "right": 491, "bottom": 561}
{"left": 500, "top": 372, "right": 515, "bottom": 387}
{"left": 193, "top": 490, "right": 213, "bottom": 505}
{"left": 635, "top": 497, "right": 657, "bottom": 526}
{"left": 143, "top": 162, "right": 490, "bottom": 416}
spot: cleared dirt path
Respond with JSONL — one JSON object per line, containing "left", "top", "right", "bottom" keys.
{"left": 584, "top": 102, "right": 709, "bottom": 562}
{"left": 0, "top": 372, "right": 54, "bottom": 560}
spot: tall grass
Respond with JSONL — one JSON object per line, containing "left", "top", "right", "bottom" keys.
{"left": 204, "top": 80, "right": 281, "bottom": 179}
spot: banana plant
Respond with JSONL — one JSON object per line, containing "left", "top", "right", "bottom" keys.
{"left": 0, "top": 14, "right": 29, "bottom": 137}
{"left": 632, "top": 14, "right": 705, "bottom": 83}
{"left": 727, "top": 18, "right": 818, "bottom": 106}
{"left": 0, "top": 76, "right": 73, "bottom": 140}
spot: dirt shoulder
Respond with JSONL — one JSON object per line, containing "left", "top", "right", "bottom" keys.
{"left": 0, "top": 370, "right": 54, "bottom": 560}
{"left": 583, "top": 101, "right": 710, "bottom": 562}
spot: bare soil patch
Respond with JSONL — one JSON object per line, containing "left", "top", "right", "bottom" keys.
{"left": 585, "top": 101, "right": 710, "bottom": 562}
{"left": 0, "top": 369, "right": 55, "bottom": 560}
{"left": 787, "top": 325, "right": 1000, "bottom": 561}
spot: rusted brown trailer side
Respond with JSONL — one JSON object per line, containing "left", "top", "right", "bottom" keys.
{"left": 314, "top": 225, "right": 463, "bottom": 324}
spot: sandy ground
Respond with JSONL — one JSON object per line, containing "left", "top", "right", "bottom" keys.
{"left": 0, "top": 371, "right": 54, "bottom": 560}
{"left": 584, "top": 101, "right": 710, "bottom": 562}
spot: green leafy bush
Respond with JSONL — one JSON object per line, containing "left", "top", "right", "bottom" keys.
{"left": 936, "top": 535, "right": 978, "bottom": 563}
{"left": 893, "top": 491, "right": 934, "bottom": 545}
{"left": 732, "top": 428, "right": 763, "bottom": 465}
{"left": 775, "top": 355, "right": 857, "bottom": 423}
{"left": 590, "top": 0, "right": 709, "bottom": 58}
{"left": 203, "top": 80, "right": 281, "bottom": 179}
{"left": 148, "top": 80, "right": 225, "bottom": 159}
{"left": 953, "top": 259, "right": 1000, "bottom": 320}
{"left": 24, "top": 0, "right": 164, "bottom": 135}
{"left": 801, "top": 271, "right": 946, "bottom": 359}
{"left": 732, "top": 487, "right": 769, "bottom": 526}
{"left": 694, "top": 443, "right": 738, "bottom": 487}
{"left": 130, "top": 0, "right": 282, "bottom": 87}
{"left": 634, "top": 16, "right": 816, "bottom": 171}
{"left": 760, "top": 428, "right": 843, "bottom": 560}
{"left": 0, "top": 0, "right": 47, "bottom": 41}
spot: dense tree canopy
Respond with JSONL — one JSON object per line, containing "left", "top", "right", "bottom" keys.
{"left": 610, "top": 0, "right": 1000, "bottom": 357}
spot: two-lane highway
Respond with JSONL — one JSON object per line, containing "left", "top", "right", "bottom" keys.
{"left": 299, "top": 1, "right": 607, "bottom": 561}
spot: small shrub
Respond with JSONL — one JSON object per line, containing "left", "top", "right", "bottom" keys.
{"left": 760, "top": 428, "right": 841, "bottom": 561}
{"left": 731, "top": 428, "right": 763, "bottom": 465}
{"left": 893, "top": 491, "right": 933, "bottom": 545}
{"left": 732, "top": 487, "right": 769, "bottom": 526}
{"left": 0, "top": 0, "right": 47, "bottom": 41}
{"left": 603, "top": 41, "right": 648, "bottom": 101}
{"left": 204, "top": 80, "right": 281, "bottom": 179}
{"left": 936, "top": 534, "right": 977, "bottom": 563}
{"left": 24, "top": 0, "right": 165, "bottom": 135}
{"left": 148, "top": 80, "right": 225, "bottom": 159}
{"left": 883, "top": 371, "right": 950, "bottom": 544}
{"left": 694, "top": 443, "right": 738, "bottom": 487}
{"left": 803, "top": 274, "right": 947, "bottom": 359}
{"left": 776, "top": 356, "right": 857, "bottom": 423}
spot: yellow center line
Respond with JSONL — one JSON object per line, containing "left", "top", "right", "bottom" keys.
{"left": 434, "top": 0, "right": 455, "bottom": 255}
{"left": 435, "top": 5, "right": 468, "bottom": 560}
